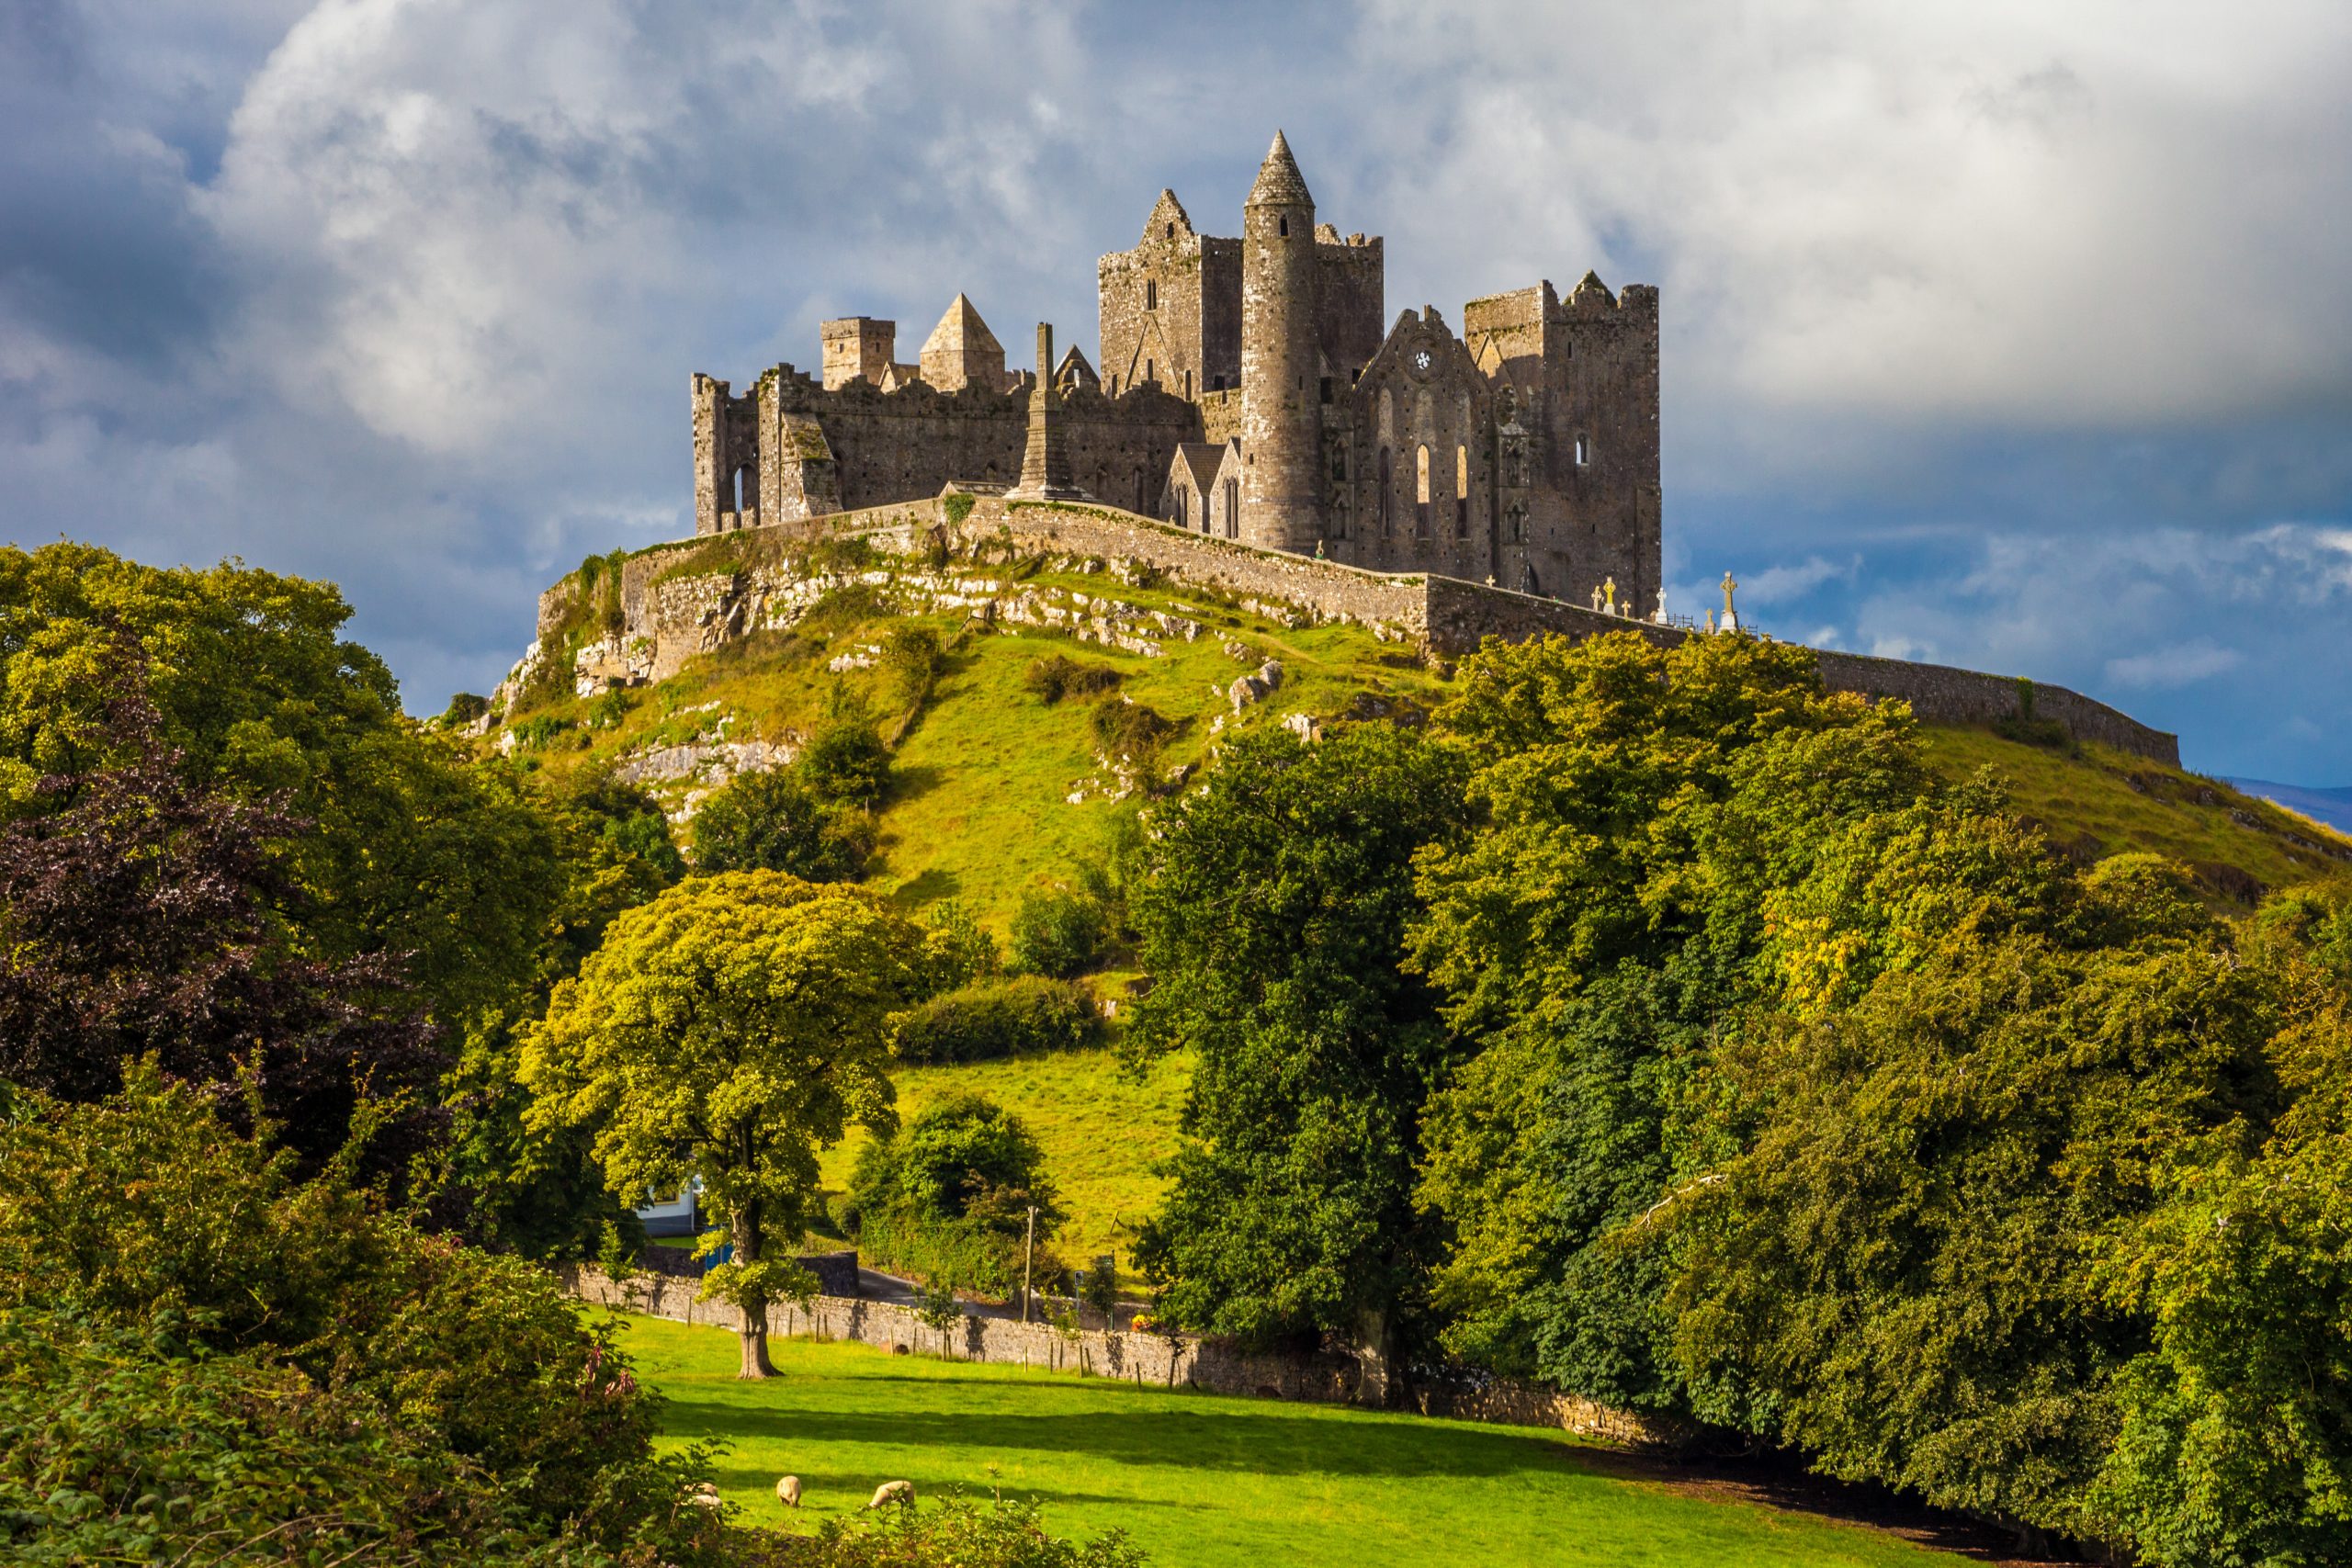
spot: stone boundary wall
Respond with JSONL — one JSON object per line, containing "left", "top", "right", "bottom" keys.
{"left": 559, "top": 1265, "right": 1677, "bottom": 1445}
{"left": 542, "top": 495, "right": 2178, "bottom": 768}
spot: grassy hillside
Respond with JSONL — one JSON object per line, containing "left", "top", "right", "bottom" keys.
{"left": 491, "top": 548, "right": 2349, "bottom": 1277}
{"left": 1920, "top": 726, "right": 2352, "bottom": 900}
{"left": 621, "top": 1314, "right": 1976, "bottom": 1567}
{"left": 503, "top": 553, "right": 1448, "bottom": 933}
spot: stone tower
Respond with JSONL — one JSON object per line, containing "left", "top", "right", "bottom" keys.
{"left": 1239, "top": 130, "right": 1321, "bottom": 551}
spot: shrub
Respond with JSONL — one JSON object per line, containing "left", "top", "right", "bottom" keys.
{"left": 690, "top": 767, "right": 868, "bottom": 882}
{"left": 811, "top": 1496, "right": 1148, "bottom": 1567}
{"left": 0, "top": 1066, "right": 733, "bottom": 1563}
{"left": 842, "top": 1096, "right": 1066, "bottom": 1296}
{"left": 801, "top": 715, "right": 892, "bottom": 807}
{"left": 1089, "top": 697, "right": 1178, "bottom": 764}
{"left": 941, "top": 492, "right": 978, "bottom": 527}
{"left": 1008, "top": 886, "right": 1110, "bottom": 978}
{"left": 896, "top": 976, "right": 1103, "bottom": 1065}
{"left": 1023, "top": 654, "right": 1123, "bottom": 705}
{"left": 918, "top": 899, "right": 1002, "bottom": 997}
{"left": 512, "top": 712, "right": 575, "bottom": 751}
{"left": 883, "top": 625, "right": 947, "bottom": 714}
{"left": 442, "top": 691, "right": 490, "bottom": 726}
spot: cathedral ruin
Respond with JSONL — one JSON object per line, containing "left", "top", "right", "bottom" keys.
{"left": 692, "top": 131, "right": 1660, "bottom": 607}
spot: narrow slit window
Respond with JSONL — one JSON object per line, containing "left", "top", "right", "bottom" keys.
{"left": 1145, "top": 279, "right": 1157, "bottom": 310}
{"left": 1575, "top": 434, "right": 1590, "bottom": 467}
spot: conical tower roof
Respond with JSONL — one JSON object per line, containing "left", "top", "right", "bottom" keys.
{"left": 1247, "top": 130, "right": 1313, "bottom": 208}
{"left": 922, "top": 292, "right": 1002, "bottom": 359}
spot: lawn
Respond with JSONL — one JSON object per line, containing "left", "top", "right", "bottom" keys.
{"left": 617, "top": 1313, "right": 1969, "bottom": 1568}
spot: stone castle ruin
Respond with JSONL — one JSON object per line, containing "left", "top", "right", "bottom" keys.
{"left": 693, "top": 131, "right": 1657, "bottom": 609}
{"left": 642, "top": 131, "right": 2181, "bottom": 769}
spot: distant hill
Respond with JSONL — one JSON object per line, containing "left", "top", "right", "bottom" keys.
{"left": 2227, "top": 778, "right": 2352, "bottom": 836}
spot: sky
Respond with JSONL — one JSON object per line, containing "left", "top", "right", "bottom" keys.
{"left": 4, "top": 0, "right": 2348, "bottom": 781}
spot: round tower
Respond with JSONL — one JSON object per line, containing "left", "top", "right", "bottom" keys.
{"left": 1239, "top": 130, "right": 1321, "bottom": 552}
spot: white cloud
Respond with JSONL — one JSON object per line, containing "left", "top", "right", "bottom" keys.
{"left": 1353, "top": 0, "right": 2352, "bottom": 429}
{"left": 2105, "top": 638, "right": 2245, "bottom": 689}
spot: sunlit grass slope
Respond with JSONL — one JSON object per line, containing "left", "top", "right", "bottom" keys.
{"left": 1920, "top": 725, "right": 2352, "bottom": 898}
{"left": 514, "top": 562, "right": 1449, "bottom": 933}
{"left": 616, "top": 1314, "right": 1969, "bottom": 1568}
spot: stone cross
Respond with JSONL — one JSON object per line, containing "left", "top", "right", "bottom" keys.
{"left": 1705, "top": 608, "right": 1717, "bottom": 634}
{"left": 1721, "top": 571, "right": 1738, "bottom": 617}
{"left": 1603, "top": 577, "right": 1618, "bottom": 615}
{"left": 1589, "top": 584, "right": 1603, "bottom": 612}
{"left": 1652, "top": 588, "right": 1668, "bottom": 624}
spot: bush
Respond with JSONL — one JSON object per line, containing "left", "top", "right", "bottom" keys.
{"left": 1009, "top": 887, "right": 1111, "bottom": 978}
{"left": 1089, "top": 697, "right": 1179, "bottom": 765}
{"left": 811, "top": 1496, "right": 1148, "bottom": 1567}
{"left": 442, "top": 691, "right": 490, "bottom": 726}
{"left": 883, "top": 626, "right": 946, "bottom": 707}
{"left": 801, "top": 715, "right": 892, "bottom": 807}
{"left": 1023, "top": 654, "right": 1124, "bottom": 705}
{"left": 0, "top": 1066, "right": 735, "bottom": 1563}
{"left": 841, "top": 1096, "right": 1065, "bottom": 1296}
{"left": 918, "top": 899, "right": 1001, "bottom": 997}
{"left": 690, "top": 768, "right": 869, "bottom": 881}
{"left": 511, "top": 713, "right": 575, "bottom": 751}
{"left": 897, "top": 976, "right": 1103, "bottom": 1065}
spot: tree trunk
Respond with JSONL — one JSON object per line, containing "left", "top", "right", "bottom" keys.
{"left": 735, "top": 1203, "right": 775, "bottom": 1379}
{"left": 1355, "top": 1305, "right": 1394, "bottom": 1408}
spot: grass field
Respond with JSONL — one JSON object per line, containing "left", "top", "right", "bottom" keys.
{"left": 816, "top": 1044, "right": 1188, "bottom": 1271}
{"left": 617, "top": 1314, "right": 1969, "bottom": 1568}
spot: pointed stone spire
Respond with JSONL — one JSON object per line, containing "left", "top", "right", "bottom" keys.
{"left": 919, "top": 293, "right": 1007, "bottom": 390}
{"left": 1247, "top": 130, "right": 1313, "bottom": 209}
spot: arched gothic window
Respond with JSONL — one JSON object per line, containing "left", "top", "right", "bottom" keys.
{"left": 1415, "top": 445, "right": 1431, "bottom": 540}
{"left": 1223, "top": 479, "right": 1239, "bottom": 537}
{"left": 1378, "top": 447, "right": 1392, "bottom": 536}
{"left": 1455, "top": 445, "right": 1470, "bottom": 539}
{"left": 1145, "top": 279, "right": 1158, "bottom": 310}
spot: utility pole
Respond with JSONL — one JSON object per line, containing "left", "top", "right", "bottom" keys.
{"left": 1021, "top": 1205, "right": 1037, "bottom": 1323}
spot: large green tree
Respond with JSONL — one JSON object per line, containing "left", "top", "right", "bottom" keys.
{"left": 1127, "top": 723, "right": 1465, "bottom": 1393}
{"left": 0, "top": 542, "right": 569, "bottom": 1029}
{"left": 1408, "top": 630, "right": 1951, "bottom": 1404}
{"left": 523, "top": 872, "right": 921, "bottom": 1376}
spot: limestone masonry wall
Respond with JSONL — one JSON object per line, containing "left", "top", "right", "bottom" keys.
{"left": 560, "top": 1264, "right": 1677, "bottom": 1445}
{"left": 539, "top": 495, "right": 2178, "bottom": 767}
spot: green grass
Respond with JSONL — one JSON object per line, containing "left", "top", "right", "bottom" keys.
{"left": 819, "top": 1045, "right": 1187, "bottom": 1274}
{"left": 1921, "top": 725, "right": 2352, "bottom": 898}
{"left": 616, "top": 1313, "right": 1968, "bottom": 1567}
{"left": 510, "top": 559, "right": 1447, "bottom": 935}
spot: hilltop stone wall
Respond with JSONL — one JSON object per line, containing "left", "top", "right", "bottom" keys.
{"left": 532, "top": 494, "right": 2180, "bottom": 768}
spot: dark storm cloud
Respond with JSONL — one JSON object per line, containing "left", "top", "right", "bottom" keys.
{"left": 0, "top": 0, "right": 2346, "bottom": 777}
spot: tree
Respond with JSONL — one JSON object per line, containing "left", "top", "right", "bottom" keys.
{"left": 1407, "top": 630, "right": 1955, "bottom": 1403}
{"left": 690, "top": 766, "right": 868, "bottom": 881}
{"left": 842, "top": 1094, "right": 1064, "bottom": 1297}
{"left": 1128, "top": 723, "right": 1465, "bottom": 1393}
{"left": 0, "top": 543, "right": 575, "bottom": 1035}
{"left": 523, "top": 872, "right": 922, "bottom": 1376}
{"left": 0, "top": 685, "right": 440, "bottom": 1172}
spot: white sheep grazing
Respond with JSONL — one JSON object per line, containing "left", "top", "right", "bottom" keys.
{"left": 866, "top": 1480, "right": 915, "bottom": 1509}
{"left": 775, "top": 1475, "right": 802, "bottom": 1509}
{"left": 687, "top": 1483, "right": 722, "bottom": 1511}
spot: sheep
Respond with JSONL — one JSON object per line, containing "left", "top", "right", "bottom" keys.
{"left": 775, "top": 1475, "right": 802, "bottom": 1509}
{"left": 865, "top": 1480, "right": 915, "bottom": 1509}
{"left": 686, "top": 1482, "right": 722, "bottom": 1512}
